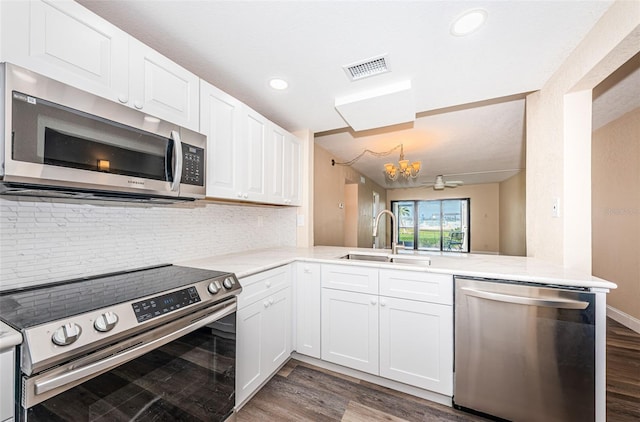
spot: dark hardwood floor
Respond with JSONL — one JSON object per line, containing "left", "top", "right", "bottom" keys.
{"left": 237, "top": 318, "right": 640, "bottom": 422}
{"left": 606, "top": 318, "right": 640, "bottom": 421}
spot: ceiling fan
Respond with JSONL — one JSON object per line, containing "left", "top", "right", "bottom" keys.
{"left": 423, "top": 175, "right": 464, "bottom": 190}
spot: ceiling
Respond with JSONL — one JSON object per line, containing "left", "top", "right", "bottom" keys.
{"left": 77, "top": 0, "right": 637, "bottom": 189}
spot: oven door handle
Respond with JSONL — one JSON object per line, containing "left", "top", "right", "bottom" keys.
{"left": 33, "top": 303, "right": 235, "bottom": 397}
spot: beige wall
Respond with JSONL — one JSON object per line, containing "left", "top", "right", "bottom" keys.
{"left": 293, "top": 129, "right": 314, "bottom": 247}
{"left": 344, "top": 183, "right": 358, "bottom": 247}
{"left": 314, "top": 144, "right": 387, "bottom": 247}
{"left": 386, "top": 184, "right": 500, "bottom": 254}
{"left": 592, "top": 107, "right": 640, "bottom": 321}
{"left": 499, "top": 171, "right": 527, "bottom": 256}
{"left": 526, "top": 0, "right": 640, "bottom": 271}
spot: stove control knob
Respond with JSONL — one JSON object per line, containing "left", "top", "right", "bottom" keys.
{"left": 223, "top": 277, "right": 234, "bottom": 290}
{"left": 94, "top": 312, "right": 119, "bottom": 332}
{"left": 52, "top": 323, "right": 82, "bottom": 346}
{"left": 208, "top": 280, "right": 221, "bottom": 295}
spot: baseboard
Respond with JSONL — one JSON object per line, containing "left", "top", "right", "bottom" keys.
{"left": 291, "top": 352, "right": 452, "bottom": 407}
{"left": 607, "top": 305, "right": 640, "bottom": 334}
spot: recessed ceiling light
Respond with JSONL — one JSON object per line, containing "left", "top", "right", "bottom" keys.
{"left": 269, "top": 78, "right": 289, "bottom": 90}
{"left": 451, "top": 9, "right": 488, "bottom": 36}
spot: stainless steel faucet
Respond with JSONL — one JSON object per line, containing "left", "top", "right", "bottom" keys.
{"left": 372, "top": 209, "right": 403, "bottom": 254}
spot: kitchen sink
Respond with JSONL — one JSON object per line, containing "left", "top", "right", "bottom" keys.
{"left": 340, "top": 252, "right": 390, "bottom": 262}
{"left": 340, "top": 251, "right": 431, "bottom": 266}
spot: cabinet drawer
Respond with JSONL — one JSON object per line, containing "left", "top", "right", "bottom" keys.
{"left": 238, "top": 265, "right": 291, "bottom": 309}
{"left": 379, "top": 270, "right": 453, "bottom": 305}
{"left": 321, "top": 264, "right": 378, "bottom": 294}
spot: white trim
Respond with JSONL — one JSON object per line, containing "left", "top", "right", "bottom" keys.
{"left": 595, "top": 292, "right": 607, "bottom": 422}
{"left": 607, "top": 305, "right": 640, "bottom": 334}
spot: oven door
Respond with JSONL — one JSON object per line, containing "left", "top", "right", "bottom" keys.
{"left": 19, "top": 300, "right": 237, "bottom": 422}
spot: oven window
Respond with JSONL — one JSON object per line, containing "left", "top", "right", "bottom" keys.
{"left": 25, "top": 316, "right": 235, "bottom": 422}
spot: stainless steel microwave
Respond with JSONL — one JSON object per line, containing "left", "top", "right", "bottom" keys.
{"left": 0, "top": 63, "right": 206, "bottom": 201}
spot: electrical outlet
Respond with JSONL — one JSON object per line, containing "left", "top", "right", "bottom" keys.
{"left": 552, "top": 198, "right": 560, "bottom": 218}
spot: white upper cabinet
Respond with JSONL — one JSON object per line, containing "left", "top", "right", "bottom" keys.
{"left": 283, "top": 134, "right": 302, "bottom": 206}
{"left": 268, "top": 122, "right": 302, "bottom": 206}
{"left": 268, "top": 123, "right": 286, "bottom": 204}
{"left": 1, "top": 0, "right": 129, "bottom": 102}
{"left": 1, "top": 0, "right": 199, "bottom": 131}
{"left": 128, "top": 39, "right": 199, "bottom": 131}
{"left": 240, "top": 106, "right": 269, "bottom": 203}
{"left": 200, "top": 80, "right": 242, "bottom": 199}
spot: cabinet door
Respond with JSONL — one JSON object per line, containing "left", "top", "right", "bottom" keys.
{"left": 240, "top": 106, "right": 268, "bottom": 202}
{"left": 283, "top": 134, "right": 302, "bottom": 206}
{"left": 379, "top": 296, "right": 453, "bottom": 395}
{"left": 379, "top": 269, "right": 453, "bottom": 305}
{"left": 321, "top": 289, "right": 378, "bottom": 375}
{"left": 295, "top": 263, "right": 321, "bottom": 358}
{"left": 236, "top": 299, "right": 265, "bottom": 406}
{"left": 129, "top": 38, "right": 199, "bottom": 130}
{"left": 267, "top": 123, "right": 286, "bottom": 204}
{"left": 321, "top": 264, "right": 378, "bottom": 294}
{"left": 200, "top": 80, "right": 242, "bottom": 200}
{"left": 1, "top": 0, "right": 129, "bottom": 102}
{"left": 0, "top": 348, "right": 14, "bottom": 422}
{"left": 262, "top": 287, "right": 291, "bottom": 373}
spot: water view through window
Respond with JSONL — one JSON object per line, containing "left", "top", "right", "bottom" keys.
{"left": 392, "top": 199, "right": 470, "bottom": 252}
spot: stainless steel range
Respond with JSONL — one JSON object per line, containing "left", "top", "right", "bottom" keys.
{"left": 0, "top": 264, "right": 241, "bottom": 421}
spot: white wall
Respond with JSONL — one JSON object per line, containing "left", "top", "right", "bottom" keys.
{"left": 0, "top": 196, "right": 296, "bottom": 290}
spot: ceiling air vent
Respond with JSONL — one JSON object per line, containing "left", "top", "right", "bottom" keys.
{"left": 343, "top": 54, "right": 390, "bottom": 81}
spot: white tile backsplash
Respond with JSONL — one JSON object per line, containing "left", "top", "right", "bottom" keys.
{"left": 0, "top": 196, "right": 296, "bottom": 290}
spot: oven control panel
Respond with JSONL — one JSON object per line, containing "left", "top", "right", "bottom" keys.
{"left": 132, "top": 286, "right": 201, "bottom": 323}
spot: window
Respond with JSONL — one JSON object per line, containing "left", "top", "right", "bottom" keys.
{"left": 391, "top": 199, "right": 470, "bottom": 252}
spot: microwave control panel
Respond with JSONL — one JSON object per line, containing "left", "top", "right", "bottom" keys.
{"left": 182, "top": 144, "right": 204, "bottom": 186}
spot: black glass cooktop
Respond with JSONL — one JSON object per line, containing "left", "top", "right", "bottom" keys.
{"left": 0, "top": 264, "right": 229, "bottom": 330}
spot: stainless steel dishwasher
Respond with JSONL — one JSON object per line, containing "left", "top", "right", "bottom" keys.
{"left": 454, "top": 277, "right": 596, "bottom": 422}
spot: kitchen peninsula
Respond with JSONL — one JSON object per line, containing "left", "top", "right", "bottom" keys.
{"left": 180, "top": 246, "right": 615, "bottom": 421}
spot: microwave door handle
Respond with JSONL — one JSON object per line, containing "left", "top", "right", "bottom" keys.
{"left": 170, "top": 130, "right": 183, "bottom": 192}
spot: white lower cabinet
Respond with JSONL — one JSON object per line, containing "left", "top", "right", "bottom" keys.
{"left": 236, "top": 266, "right": 291, "bottom": 407}
{"left": 0, "top": 347, "right": 14, "bottom": 422}
{"left": 379, "top": 296, "right": 453, "bottom": 395}
{"left": 319, "top": 265, "right": 454, "bottom": 396}
{"left": 321, "top": 288, "right": 379, "bottom": 375}
{"left": 295, "top": 263, "right": 321, "bottom": 358}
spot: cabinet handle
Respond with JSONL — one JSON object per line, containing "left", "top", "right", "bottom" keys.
{"left": 134, "top": 101, "right": 144, "bottom": 109}
{"left": 380, "top": 300, "right": 386, "bottom": 307}
{"left": 243, "top": 193, "right": 248, "bottom": 199}
{"left": 265, "top": 281, "right": 271, "bottom": 288}
{"left": 237, "top": 192, "right": 243, "bottom": 198}
{"left": 118, "top": 94, "right": 128, "bottom": 103}
{"left": 269, "top": 298, "right": 274, "bottom": 305}
{"left": 370, "top": 298, "right": 377, "bottom": 305}
{"left": 263, "top": 301, "right": 269, "bottom": 308}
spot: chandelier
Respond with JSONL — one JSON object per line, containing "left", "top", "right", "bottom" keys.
{"left": 383, "top": 144, "right": 421, "bottom": 181}
{"left": 330, "top": 143, "right": 421, "bottom": 182}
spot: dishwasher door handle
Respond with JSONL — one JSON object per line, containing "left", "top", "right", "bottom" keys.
{"left": 460, "top": 287, "right": 589, "bottom": 309}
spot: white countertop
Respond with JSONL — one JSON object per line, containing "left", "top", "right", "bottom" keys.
{"left": 179, "top": 246, "right": 617, "bottom": 290}
{"left": 0, "top": 321, "right": 22, "bottom": 351}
